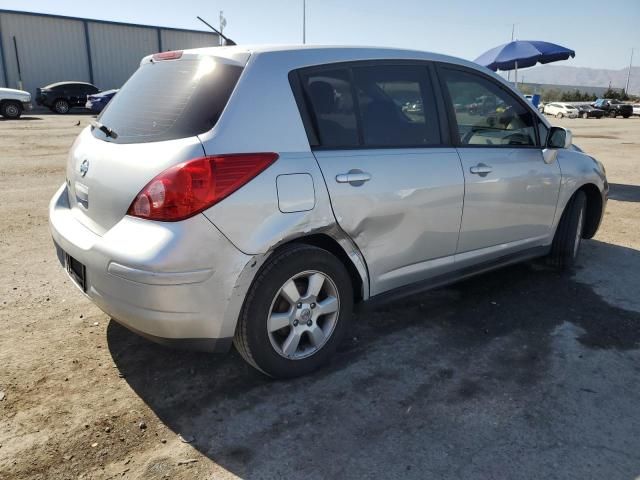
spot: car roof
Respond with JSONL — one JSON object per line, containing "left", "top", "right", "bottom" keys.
{"left": 176, "top": 44, "right": 486, "bottom": 71}
{"left": 44, "top": 81, "right": 96, "bottom": 89}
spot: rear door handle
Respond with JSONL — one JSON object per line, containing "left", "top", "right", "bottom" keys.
{"left": 336, "top": 170, "right": 371, "bottom": 186}
{"left": 469, "top": 163, "right": 493, "bottom": 176}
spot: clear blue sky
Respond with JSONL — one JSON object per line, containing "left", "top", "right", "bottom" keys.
{"left": 2, "top": 0, "right": 638, "bottom": 70}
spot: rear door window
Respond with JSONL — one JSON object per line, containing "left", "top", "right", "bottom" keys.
{"left": 299, "top": 68, "right": 359, "bottom": 148}
{"left": 352, "top": 64, "right": 440, "bottom": 147}
{"left": 82, "top": 84, "right": 99, "bottom": 95}
{"left": 94, "top": 57, "right": 243, "bottom": 144}
{"left": 297, "top": 62, "right": 440, "bottom": 149}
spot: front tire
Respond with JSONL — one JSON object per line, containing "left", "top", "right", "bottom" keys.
{"left": 609, "top": 110, "right": 617, "bottom": 118}
{"left": 556, "top": 112, "right": 564, "bottom": 118}
{"left": 548, "top": 191, "right": 587, "bottom": 270}
{"left": 234, "top": 244, "right": 353, "bottom": 378}
{"left": 1, "top": 101, "right": 22, "bottom": 119}
{"left": 53, "top": 99, "right": 70, "bottom": 114}
{"left": 582, "top": 112, "right": 589, "bottom": 119}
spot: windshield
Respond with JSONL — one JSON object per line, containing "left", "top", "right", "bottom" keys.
{"left": 94, "top": 57, "right": 242, "bottom": 144}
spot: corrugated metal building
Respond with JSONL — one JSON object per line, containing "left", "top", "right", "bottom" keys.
{"left": 0, "top": 10, "right": 219, "bottom": 96}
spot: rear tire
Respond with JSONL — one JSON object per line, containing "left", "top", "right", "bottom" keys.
{"left": 548, "top": 191, "right": 587, "bottom": 270}
{"left": 609, "top": 110, "right": 617, "bottom": 118}
{"left": 582, "top": 112, "right": 588, "bottom": 119}
{"left": 234, "top": 244, "right": 353, "bottom": 378}
{"left": 1, "top": 101, "right": 22, "bottom": 119}
{"left": 53, "top": 99, "right": 70, "bottom": 114}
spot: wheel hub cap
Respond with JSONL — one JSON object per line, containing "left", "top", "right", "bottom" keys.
{"left": 300, "top": 308, "right": 312, "bottom": 323}
{"left": 267, "top": 270, "right": 340, "bottom": 360}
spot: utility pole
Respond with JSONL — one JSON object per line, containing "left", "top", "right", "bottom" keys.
{"left": 507, "top": 23, "right": 515, "bottom": 82}
{"left": 302, "top": 0, "right": 306, "bottom": 44}
{"left": 219, "top": 11, "right": 227, "bottom": 46}
{"left": 625, "top": 47, "right": 634, "bottom": 95}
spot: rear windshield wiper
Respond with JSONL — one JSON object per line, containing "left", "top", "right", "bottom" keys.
{"left": 91, "top": 120, "right": 118, "bottom": 139}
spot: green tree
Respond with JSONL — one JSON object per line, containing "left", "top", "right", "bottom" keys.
{"left": 602, "top": 87, "right": 623, "bottom": 99}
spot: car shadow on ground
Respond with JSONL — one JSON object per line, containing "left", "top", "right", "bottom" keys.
{"left": 108, "top": 239, "right": 640, "bottom": 479}
{"left": 0, "top": 116, "right": 42, "bottom": 121}
{"left": 608, "top": 183, "right": 640, "bottom": 202}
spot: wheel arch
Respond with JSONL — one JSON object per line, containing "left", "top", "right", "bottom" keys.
{"left": 275, "top": 233, "right": 368, "bottom": 304}
{"left": 0, "top": 99, "right": 22, "bottom": 113}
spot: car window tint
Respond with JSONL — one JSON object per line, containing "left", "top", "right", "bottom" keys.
{"left": 300, "top": 69, "right": 358, "bottom": 148}
{"left": 442, "top": 68, "right": 537, "bottom": 147}
{"left": 352, "top": 64, "right": 440, "bottom": 147}
{"left": 95, "top": 58, "right": 242, "bottom": 144}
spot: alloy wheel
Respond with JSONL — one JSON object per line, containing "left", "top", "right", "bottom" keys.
{"left": 267, "top": 270, "right": 340, "bottom": 360}
{"left": 55, "top": 100, "right": 69, "bottom": 114}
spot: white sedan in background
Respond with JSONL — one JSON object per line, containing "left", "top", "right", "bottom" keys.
{"left": 543, "top": 102, "right": 579, "bottom": 118}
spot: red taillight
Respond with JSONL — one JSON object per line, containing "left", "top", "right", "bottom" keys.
{"left": 152, "top": 50, "right": 183, "bottom": 61}
{"left": 128, "top": 153, "right": 278, "bottom": 222}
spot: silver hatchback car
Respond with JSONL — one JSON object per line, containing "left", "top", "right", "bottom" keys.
{"left": 50, "top": 46, "right": 607, "bottom": 378}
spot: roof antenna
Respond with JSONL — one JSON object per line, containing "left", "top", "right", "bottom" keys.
{"left": 196, "top": 16, "right": 236, "bottom": 46}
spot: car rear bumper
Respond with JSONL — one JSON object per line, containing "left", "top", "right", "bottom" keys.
{"left": 49, "top": 183, "right": 254, "bottom": 351}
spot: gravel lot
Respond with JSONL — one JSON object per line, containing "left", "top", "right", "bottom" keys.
{"left": 1, "top": 113, "right": 639, "bottom": 480}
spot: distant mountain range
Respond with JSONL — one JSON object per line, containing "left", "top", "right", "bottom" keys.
{"left": 512, "top": 65, "right": 639, "bottom": 95}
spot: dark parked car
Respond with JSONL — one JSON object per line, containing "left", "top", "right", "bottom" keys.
{"left": 591, "top": 98, "right": 633, "bottom": 118}
{"left": 85, "top": 89, "right": 118, "bottom": 114}
{"left": 36, "top": 81, "right": 100, "bottom": 114}
{"left": 575, "top": 104, "right": 604, "bottom": 119}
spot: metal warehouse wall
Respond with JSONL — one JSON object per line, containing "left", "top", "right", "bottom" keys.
{"left": 160, "top": 30, "right": 219, "bottom": 52}
{"left": 88, "top": 23, "right": 158, "bottom": 91}
{"left": 0, "top": 12, "right": 90, "bottom": 96}
{"left": 0, "top": 10, "right": 219, "bottom": 97}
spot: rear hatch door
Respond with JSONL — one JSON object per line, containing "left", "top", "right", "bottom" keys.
{"left": 65, "top": 49, "right": 248, "bottom": 235}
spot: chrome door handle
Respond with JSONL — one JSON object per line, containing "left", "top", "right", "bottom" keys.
{"left": 469, "top": 163, "right": 493, "bottom": 176}
{"left": 335, "top": 170, "right": 371, "bottom": 186}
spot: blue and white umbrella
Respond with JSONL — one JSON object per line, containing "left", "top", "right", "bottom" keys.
{"left": 475, "top": 40, "right": 575, "bottom": 83}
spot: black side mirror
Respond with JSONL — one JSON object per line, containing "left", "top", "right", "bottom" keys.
{"left": 547, "top": 126, "right": 572, "bottom": 149}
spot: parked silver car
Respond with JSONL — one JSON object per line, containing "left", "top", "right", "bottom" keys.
{"left": 50, "top": 46, "right": 608, "bottom": 378}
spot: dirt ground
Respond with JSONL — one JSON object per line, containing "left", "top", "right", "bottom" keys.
{"left": 1, "top": 113, "right": 639, "bottom": 480}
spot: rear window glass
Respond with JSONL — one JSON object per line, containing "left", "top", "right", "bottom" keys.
{"left": 300, "top": 68, "right": 359, "bottom": 148}
{"left": 298, "top": 63, "right": 440, "bottom": 149}
{"left": 352, "top": 64, "right": 440, "bottom": 147}
{"left": 94, "top": 57, "right": 242, "bottom": 144}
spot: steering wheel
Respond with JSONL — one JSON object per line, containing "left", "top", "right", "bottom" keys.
{"left": 461, "top": 127, "right": 478, "bottom": 145}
